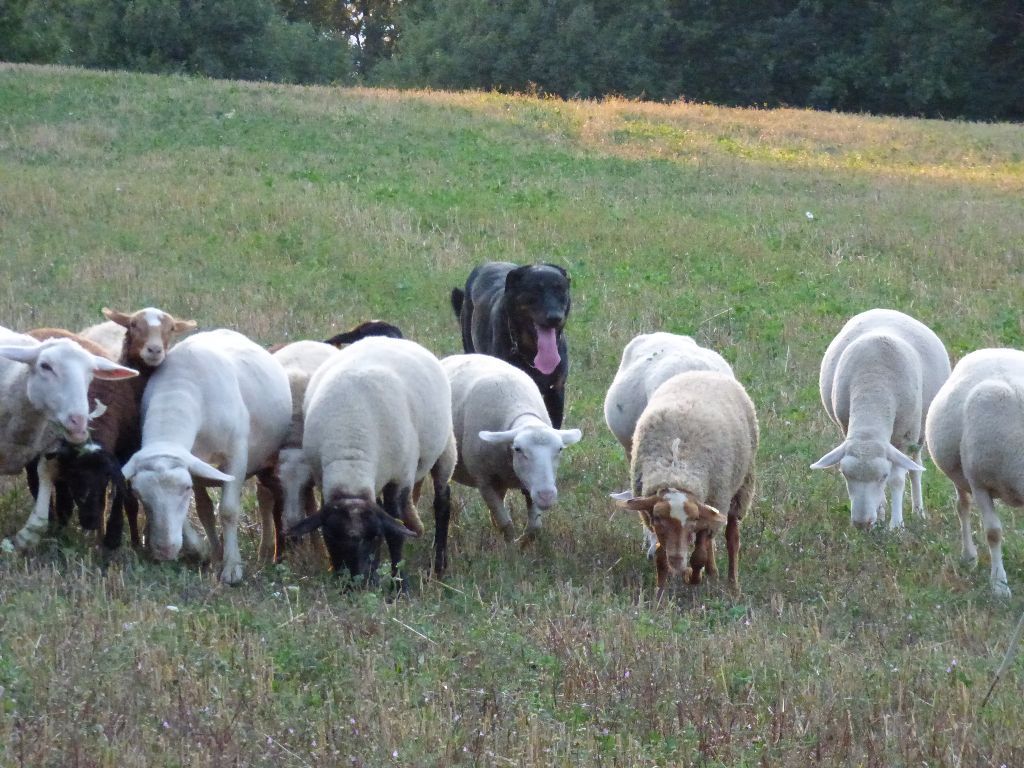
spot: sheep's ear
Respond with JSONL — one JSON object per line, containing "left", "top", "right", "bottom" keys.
{"left": 479, "top": 429, "right": 519, "bottom": 444}
{"left": 810, "top": 442, "right": 847, "bottom": 470}
{"left": 558, "top": 428, "right": 582, "bottom": 446}
{"left": 692, "top": 503, "right": 727, "bottom": 532}
{"left": 619, "top": 495, "right": 659, "bottom": 512}
{"left": 172, "top": 318, "right": 198, "bottom": 335}
{"left": 186, "top": 456, "right": 234, "bottom": 483}
{"left": 102, "top": 307, "right": 132, "bottom": 328}
{"left": 376, "top": 509, "right": 420, "bottom": 539}
{"left": 91, "top": 357, "right": 139, "bottom": 381}
{"left": 121, "top": 455, "right": 139, "bottom": 482}
{"left": 886, "top": 444, "right": 926, "bottom": 472}
{"left": 287, "top": 513, "right": 323, "bottom": 540}
{"left": 0, "top": 344, "right": 41, "bottom": 364}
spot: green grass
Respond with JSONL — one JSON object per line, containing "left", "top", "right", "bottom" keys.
{"left": 2, "top": 62, "right": 1024, "bottom": 766}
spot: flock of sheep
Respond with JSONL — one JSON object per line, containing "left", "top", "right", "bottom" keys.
{"left": 0, "top": 285, "right": 1020, "bottom": 598}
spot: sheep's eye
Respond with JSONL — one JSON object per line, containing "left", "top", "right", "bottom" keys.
{"left": 40, "top": 361, "right": 54, "bottom": 373}
{"left": 513, "top": 446, "right": 523, "bottom": 453}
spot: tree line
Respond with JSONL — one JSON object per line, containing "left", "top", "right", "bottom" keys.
{"left": 2, "top": 0, "right": 1021, "bottom": 121}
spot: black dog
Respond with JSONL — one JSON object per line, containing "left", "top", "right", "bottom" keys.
{"left": 451, "top": 261, "right": 571, "bottom": 428}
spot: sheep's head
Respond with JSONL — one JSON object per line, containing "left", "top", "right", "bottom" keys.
{"left": 479, "top": 424, "right": 582, "bottom": 510}
{"left": 612, "top": 488, "right": 726, "bottom": 582}
{"left": 103, "top": 306, "right": 197, "bottom": 368}
{"left": 50, "top": 441, "right": 121, "bottom": 532}
{"left": 287, "top": 494, "right": 418, "bottom": 584}
{"left": 122, "top": 448, "right": 232, "bottom": 560}
{"left": 811, "top": 439, "right": 924, "bottom": 528}
{"left": 0, "top": 337, "right": 137, "bottom": 444}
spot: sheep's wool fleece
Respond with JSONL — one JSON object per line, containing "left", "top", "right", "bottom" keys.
{"left": 631, "top": 371, "right": 758, "bottom": 510}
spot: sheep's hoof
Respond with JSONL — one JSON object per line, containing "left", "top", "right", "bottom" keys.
{"left": 960, "top": 553, "right": 979, "bottom": 568}
{"left": 220, "top": 561, "right": 245, "bottom": 585}
{"left": 12, "top": 528, "right": 41, "bottom": 551}
{"left": 516, "top": 529, "right": 539, "bottom": 548}
{"left": 499, "top": 523, "right": 516, "bottom": 543}
{"left": 991, "top": 580, "right": 1012, "bottom": 598}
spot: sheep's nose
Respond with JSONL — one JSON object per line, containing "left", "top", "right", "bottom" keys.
{"left": 535, "top": 489, "right": 557, "bottom": 509}
{"left": 146, "top": 344, "right": 163, "bottom": 357}
{"left": 852, "top": 519, "right": 874, "bottom": 531}
{"left": 667, "top": 556, "right": 687, "bottom": 574}
{"left": 544, "top": 313, "right": 564, "bottom": 327}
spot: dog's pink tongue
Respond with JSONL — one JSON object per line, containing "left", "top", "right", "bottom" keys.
{"left": 533, "top": 325, "right": 560, "bottom": 374}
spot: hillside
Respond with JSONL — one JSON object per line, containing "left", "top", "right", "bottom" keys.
{"left": 2, "top": 63, "right": 1024, "bottom": 766}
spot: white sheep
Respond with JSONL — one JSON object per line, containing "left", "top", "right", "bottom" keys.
{"left": 925, "top": 348, "right": 1024, "bottom": 597}
{"left": 612, "top": 370, "right": 758, "bottom": 596}
{"left": 441, "top": 354, "right": 582, "bottom": 545}
{"left": 604, "top": 332, "right": 733, "bottom": 461}
{"left": 0, "top": 326, "right": 137, "bottom": 549}
{"left": 289, "top": 337, "right": 456, "bottom": 582}
{"left": 267, "top": 340, "right": 339, "bottom": 538}
{"left": 811, "top": 309, "right": 950, "bottom": 529}
{"left": 121, "top": 329, "right": 292, "bottom": 583}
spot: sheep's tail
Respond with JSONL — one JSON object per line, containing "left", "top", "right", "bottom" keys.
{"left": 451, "top": 288, "right": 464, "bottom": 318}
{"left": 324, "top": 320, "right": 404, "bottom": 347}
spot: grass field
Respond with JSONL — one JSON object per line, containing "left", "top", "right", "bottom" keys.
{"left": 2, "top": 62, "right": 1024, "bottom": 766}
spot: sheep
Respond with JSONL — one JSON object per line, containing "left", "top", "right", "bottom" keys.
{"left": 811, "top": 309, "right": 950, "bottom": 529}
{"left": 604, "top": 332, "right": 733, "bottom": 461}
{"left": 441, "top": 353, "right": 582, "bottom": 545}
{"left": 0, "top": 326, "right": 137, "bottom": 550}
{"left": 323, "top": 320, "right": 403, "bottom": 346}
{"left": 925, "top": 348, "right": 1024, "bottom": 597}
{"left": 288, "top": 337, "right": 457, "bottom": 584}
{"left": 25, "top": 328, "right": 143, "bottom": 548}
{"left": 121, "top": 329, "right": 291, "bottom": 583}
{"left": 612, "top": 370, "right": 758, "bottom": 597}
{"left": 26, "top": 307, "right": 196, "bottom": 549}
{"left": 263, "top": 340, "right": 340, "bottom": 554}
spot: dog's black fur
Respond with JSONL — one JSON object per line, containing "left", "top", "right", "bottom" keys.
{"left": 451, "top": 261, "right": 571, "bottom": 428}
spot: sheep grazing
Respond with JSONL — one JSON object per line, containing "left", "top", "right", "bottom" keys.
{"left": 323, "top": 320, "right": 404, "bottom": 346}
{"left": 613, "top": 370, "right": 758, "bottom": 596}
{"left": 442, "top": 354, "right": 582, "bottom": 545}
{"left": 604, "top": 332, "right": 733, "bottom": 462}
{"left": 0, "top": 326, "right": 138, "bottom": 550}
{"left": 811, "top": 309, "right": 950, "bottom": 529}
{"left": 265, "top": 340, "right": 340, "bottom": 554}
{"left": 121, "top": 329, "right": 291, "bottom": 583}
{"left": 25, "top": 328, "right": 144, "bottom": 547}
{"left": 925, "top": 348, "right": 1024, "bottom": 597}
{"left": 288, "top": 337, "right": 456, "bottom": 584}
{"left": 26, "top": 307, "right": 196, "bottom": 549}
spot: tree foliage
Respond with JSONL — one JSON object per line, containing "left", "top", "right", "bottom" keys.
{"left": 1, "top": 0, "right": 1021, "bottom": 119}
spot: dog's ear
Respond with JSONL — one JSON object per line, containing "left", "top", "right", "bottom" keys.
{"left": 505, "top": 264, "right": 532, "bottom": 292}
{"left": 543, "top": 262, "right": 569, "bottom": 280}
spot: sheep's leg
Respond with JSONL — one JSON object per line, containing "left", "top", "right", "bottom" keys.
{"left": 972, "top": 485, "right": 1010, "bottom": 597}
{"left": 517, "top": 489, "right": 542, "bottom": 548}
{"left": 255, "top": 469, "right": 282, "bottom": 564}
{"left": 909, "top": 446, "right": 926, "bottom": 518}
{"left": 654, "top": 545, "right": 669, "bottom": 601}
{"left": 886, "top": 466, "right": 908, "bottom": 530}
{"left": 217, "top": 468, "right": 247, "bottom": 585}
{"left": 479, "top": 485, "right": 515, "bottom": 543}
{"left": 401, "top": 480, "right": 425, "bottom": 536}
{"left": 11, "top": 455, "right": 58, "bottom": 549}
{"left": 102, "top": 481, "right": 126, "bottom": 551}
{"left": 726, "top": 514, "right": 740, "bottom": 587}
{"left": 957, "top": 486, "right": 977, "bottom": 564}
{"left": 431, "top": 439, "right": 456, "bottom": 576}
{"left": 186, "top": 486, "right": 216, "bottom": 562}
{"left": 124, "top": 490, "right": 142, "bottom": 548}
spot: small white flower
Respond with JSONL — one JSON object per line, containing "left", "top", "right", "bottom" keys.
{"left": 806, "top": 211, "right": 815, "bottom": 220}
{"left": 166, "top": 605, "right": 179, "bottom": 612}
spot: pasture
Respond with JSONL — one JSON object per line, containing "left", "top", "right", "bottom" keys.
{"left": 2, "top": 62, "right": 1024, "bottom": 766}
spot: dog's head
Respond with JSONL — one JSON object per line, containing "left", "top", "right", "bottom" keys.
{"left": 504, "top": 263, "right": 571, "bottom": 332}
